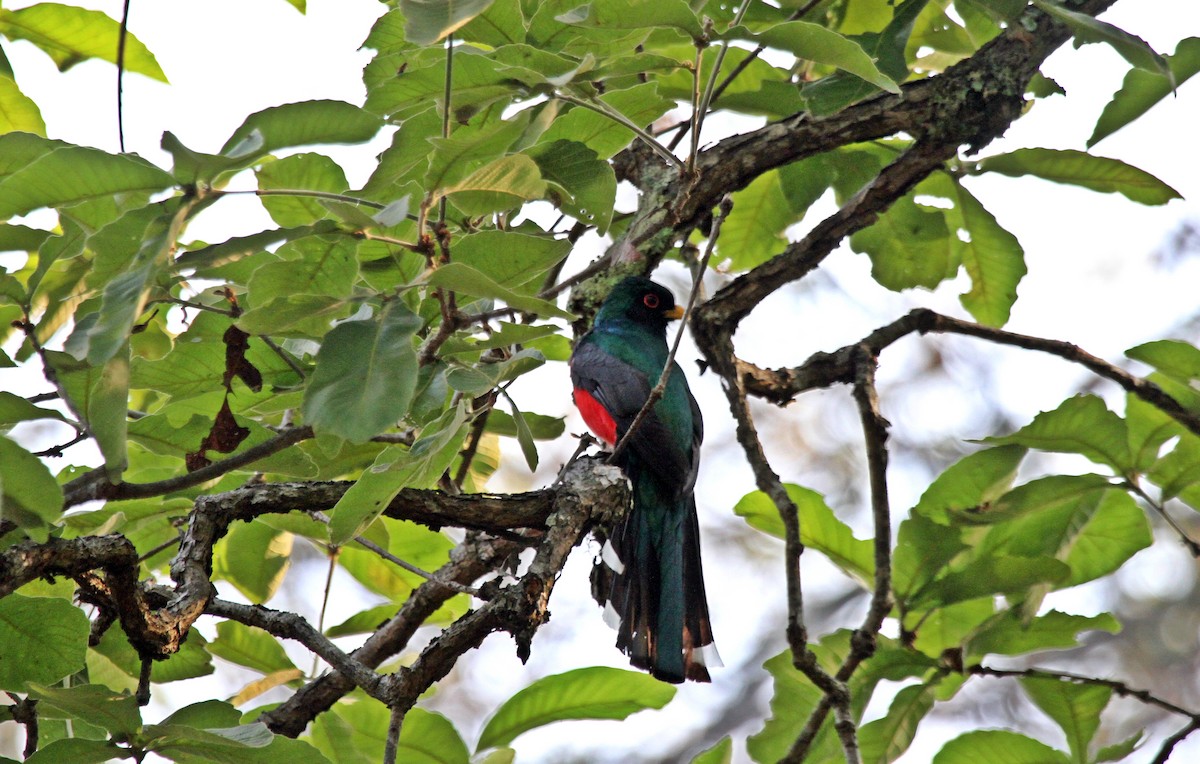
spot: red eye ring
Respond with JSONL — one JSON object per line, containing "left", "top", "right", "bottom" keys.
{"left": 642, "top": 293, "right": 660, "bottom": 309}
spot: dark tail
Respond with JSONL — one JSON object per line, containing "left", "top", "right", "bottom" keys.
{"left": 593, "top": 473, "right": 717, "bottom": 683}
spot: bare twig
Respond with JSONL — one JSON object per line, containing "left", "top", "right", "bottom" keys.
{"left": 117, "top": 0, "right": 131, "bottom": 152}
{"left": 384, "top": 705, "right": 405, "bottom": 764}
{"left": 1125, "top": 480, "right": 1200, "bottom": 556}
{"left": 206, "top": 598, "right": 385, "bottom": 697}
{"left": 608, "top": 195, "right": 733, "bottom": 464}
{"left": 310, "top": 510, "right": 481, "bottom": 597}
{"left": 62, "top": 425, "right": 316, "bottom": 508}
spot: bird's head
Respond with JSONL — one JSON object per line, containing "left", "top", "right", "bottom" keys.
{"left": 594, "top": 277, "right": 684, "bottom": 334}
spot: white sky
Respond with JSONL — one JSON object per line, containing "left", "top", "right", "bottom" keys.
{"left": 3, "top": 0, "right": 1200, "bottom": 762}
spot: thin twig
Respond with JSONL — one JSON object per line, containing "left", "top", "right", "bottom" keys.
{"left": 206, "top": 598, "right": 385, "bottom": 697}
{"left": 608, "top": 195, "right": 733, "bottom": 464}
{"left": 384, "top": 705, "right": 405, "bottom": 764}
{"left": 969, "top": 664, "right": 1199, "bottom": 718}
{"left": 62, "top": 425, "right": 315, "bottom": 508}
{"left": 257, "top": 334, "right": 306, "bottom": 379}
{"left": 309, "top": 511, "right": 481, "bottom": 597}
{"left": 219, "top": 188, "right": 387, "bottom": 209}
{"left": 117, "top": 0, "right": 130, "bottom": 152}
{"left": 33, "top": 430, "right": 89, "bottom": 458}
{"left": 313, "top": 546, "right": 340, "bottom": 678}
{"left": 149, "top": 296, "right": 236, "bottom": 316}
{"left": 439, "top": 34, "right": 453, "bottom": 226}
{"left": 453, "top": 398, "right": 494, "bottom": 489}
{"left": 554, "top": 91, "right": 684, "bottom": 169}
{"left": 1125, "top": 480, "right": 1200, "bottom": 556}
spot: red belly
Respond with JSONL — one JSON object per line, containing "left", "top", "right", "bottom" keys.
{"left": 573, "top": 387, "right": 618, "bottom": 445}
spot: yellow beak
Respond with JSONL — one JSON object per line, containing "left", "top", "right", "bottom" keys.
{"left": 665, "top": 305, "right": 685, "bottom": 320}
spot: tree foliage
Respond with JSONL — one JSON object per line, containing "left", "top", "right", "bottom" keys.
{"left": 0, "top": 0, "right": 1197, "bottom": 762}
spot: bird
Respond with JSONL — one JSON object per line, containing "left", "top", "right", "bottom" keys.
{"left": 569, "top": 276, "right": 718, "bottom": 683}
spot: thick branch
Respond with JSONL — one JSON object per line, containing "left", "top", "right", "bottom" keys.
{"left": 261, "top": 457, "right": 630, "bottom": 737}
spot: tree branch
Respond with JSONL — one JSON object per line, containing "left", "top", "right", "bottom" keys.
{"left": 206, "top": 598, "right": 386, "bottom": 698}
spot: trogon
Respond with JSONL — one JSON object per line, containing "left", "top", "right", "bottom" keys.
{"left": 569, "top": 276, "right": 718, "bottom": 683}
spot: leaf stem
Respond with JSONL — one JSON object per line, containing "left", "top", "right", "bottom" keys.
{"left": 608, "top": 195, "right": 732, "bottom": 464}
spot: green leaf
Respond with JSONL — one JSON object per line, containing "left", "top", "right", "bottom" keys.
{"left": 485, "top": 409, "right": 564, "bottom": 440}
{"left": 800, "top": 0, "right": 929, "bottom": 115}
{"left": 395, "top": 708, "right": 470, "bottom": 764}
{"left": 453, "top": 230, "right": 570, "bottom": 288}
{"left": 368, "top": 48, "right": 514, "bottom": 121}
{"left": 90, "top": 624, "right": 214, "bottom": 688}
{"left": 329, "top": 405, "right": 471, "bottom": 545}
{"left": 562, "top": 0, "right": 702, "bottom": 37}
{"left": 27, "top": 683, "right": 142, "bottom": 736}
{"left": 849, "top": 193, "right": 956, "bottom": 291}
{"left": 86, "top": 347, "right": 131, "bottom": 480}
{"left": 402, "top": 0, "right": 496, "bottom": 45}
{"left": 1090, "top": 37, "right": 1200, "bottom": 146}
{"left": 747, "top": 648, "right": 832, "bottom": 763}
{"left": 477, "top": 667, "right": 674, "bottom": 750}
{"left": 302, "top": 301, "right": 422, "bottom": 443}
{"left": 911, "top": 445, "right": 1026, "bottom": 524}
{"left": 505, "top": 397, "right": 539, "bottom": 470}
{"left": 526, "top": 140, "right": 616, "bottom": 232}
{"left": 910, "top": 597, "right": 995, "bottom": 657}
{"left": 967, "top": 610, "right": 1120, "bottom": 659}
{"left": 933, "top": 730, "right": 1070, "bottom": 764}
{"left": 734, "top": 484, "right": 874, "bottom": 587}
{"left": 0, "top": 133, "right": 174, "bottom": 219}
{"left": 26, "top": 738, "right": 116, "bottom": 764}
{"left": 921, "top": 172, "right": 1026, "bottom": 326}
{"left": 0, "top": 390, "right": 67, "bottom": 425}
{"left": 162, "top": 700, "right": 240, "bottom": 730}
{"left": 144, "top": 722, "right": 329, "bottom": 763}
{"left": 0, "top": 75, "right": 45, "bottom": 135}
{"left": 985, "top": 395, "right": 1132, "bottom": 474}
{"left": 858, "top": 683, "right": 935, "bottom": 764}
{"left": 426, "top": 117, "right": 527, "bottom": 192}
{"left": 1125, "top": 390, "right": 1181, "bottom": 472}
{"left": 1149, "top": 430, "right": 1200, "bottom": 504}
{"left": 975, "top": 148, "right": 1182, "bottom": 205}
{"left": 247, "top": 235, "right": 360, "bottom": 306}
{"left": 0, "top": 223, "right": 52, "bottom": 253}
{"left": 718, "top": 171, "right": 792, "bottom": 272}
{"left": 748, "top": 21, "right": 901, "bottom": 94}
{"left": 435, "top": 153, "right": 548, "bottom": 215}
{"left": 255, "top": 153, "right": 350, "bottom": 227}
{"left": 338, "top": 518, "right": 457, "bottom": 597}
{"left": 220, "top": 100, "right": 385, "bottom": 160}
{"left": 908, "top": 555, "right": 1069, "bottom": 610}
{"left": 208, "top": 621, "right": 298, "bottom": 675}
{"left": 977, "top": 477, "right": 1151, "bottom": 589}
{"left": 423, "top": 262, "right": 573, "bottom": 318}
{"left": 1020, "top": 676, "right": 1111, "bottom": 764}
{"left": 458, "top": 0, "right": 525, "bottom": 47}
{"left": 1095, "top": 732, "right": 1145, "bottom": 762}
{"left": 0, "top": 4, "right": 166, "bottom": 80}
{"left": 0, "top": 595, "right": 88, "bottom": 689}
{"left": 1032, "top": 0, "right": 1169, "bottom": 77}
{"left": 214, "top": 523, "right": 294, "bottom": 604}
{"left": 1127, "top": 339, "right": 1200, "bottom": 383}
{"left": 691, "top": 737, "right": 732, "bottom": 764}
{"left": 0, "top": 435, "right": 64, "bottom": 538}
{"left": 539, "top": 82, "right": 674, "bottom": 159}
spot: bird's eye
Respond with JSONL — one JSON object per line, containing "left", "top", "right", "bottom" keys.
{"left": 642, "top": 293, "right": 660, "bottom": 309}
